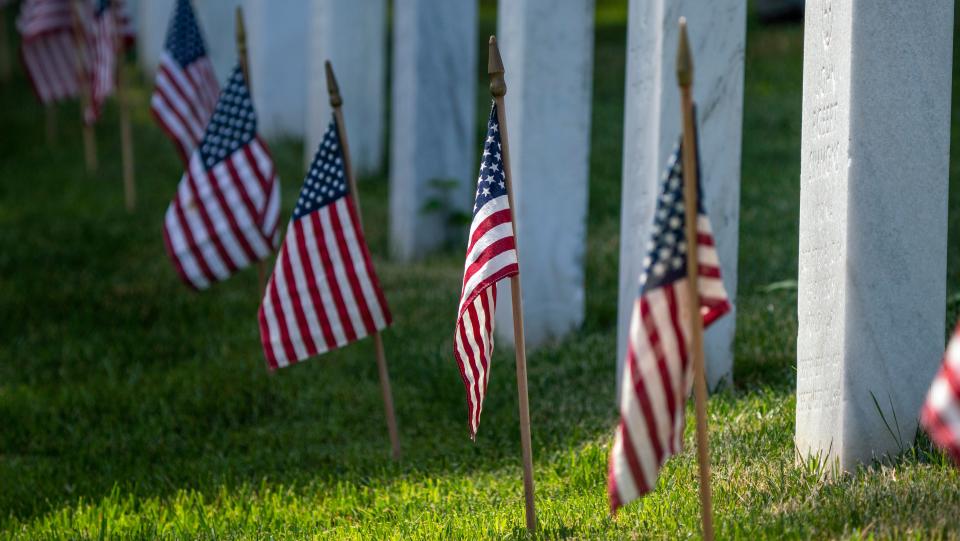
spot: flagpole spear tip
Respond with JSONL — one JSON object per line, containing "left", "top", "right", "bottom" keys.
{"left": 324, "top": 60, "right": 342, "bottom": 108}
{"left": 488, "top": 35, "right": 506, "bottom": 97}
{"left": 676, "top": 17, "right": 693, "bottom": 88}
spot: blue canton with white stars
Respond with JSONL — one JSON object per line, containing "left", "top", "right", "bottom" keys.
{"left": 473, "top": 103, "right": 508, "bottom": 215}
{"left": 198, "top": 66, "right": 256, "bottom": 169}
{"left": 164, "top": 0, "right": 207, "bottom": 67}
{"left": 639, "top": 141, "right": 705, "bottom": 293}
{"left": 293, "top": 118, "right": 348, "bottom": 220}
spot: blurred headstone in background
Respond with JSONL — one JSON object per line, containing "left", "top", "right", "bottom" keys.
{"left": 243, "top": 0, "right": 309, "bottom": 139}
{"left": 192, "top": 0, "right": 244, "bottom": 82}
{"left": 493, "top": 0, "right": 594, "bottom": 349}
{"left": 306, "top": 0, "right": 387, "bottom": 175}
{"left": 137, "top": 0, "right": 175, "bottom": 77}
{"left": 389, "top": 0, "right": 477, "bottom": 261}
{"left": 617, "top": 0, "right": 746, "bottom": 395}
{"left": 756, "top": 0, "right": 804, "bottom": 24}
{"left": 795, "top": 0, "right": 953, "bottom": 470}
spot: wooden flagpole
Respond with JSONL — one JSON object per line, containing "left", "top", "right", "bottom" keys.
{"left": 325, "top": 60, "right": 401, "bottom": 461}
{"left": 113, "top": 1, "right": 136, "bottom": 211}
{"left": 488, "top": 35, "right": 537, "bottom": 532}
{"left": 235, "top": 7, "right": 267, "bottom": 295}
{"left": 70, "top": 0, "right": 97, "bottom": 173}
{"left": 677, "top": 17, "right": 715, "bottom": 541}
{"left": 0, "top": 3, "right": 11, "bottom": 83}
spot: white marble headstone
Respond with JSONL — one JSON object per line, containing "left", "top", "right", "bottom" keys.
{"left": 242, "top": 0, "right": 309, "bottom": 139}
{"left": 136, "top": 0, "right": 175, "bottom": 77}
{"left": 389, "top": 0, "right": 477, "bottom": 261}
{"left": 617, "top": 0, "right": 746, "bottom": 393}
{"left": 795, "top": 0, "right": 953, "bottom": 469}
{"left": 493, "top": 0, "right": 594, "bottom": 348}
{"left": 305, "top": 0, "right": 387, "bottom": 175}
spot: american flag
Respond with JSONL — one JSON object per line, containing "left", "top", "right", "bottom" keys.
{"left": 84, "top": 0, "right": 117, "bottom": 124}
{"left": 162, "top": 66, "right": 280, "bottom": 291}
{"left": 921, "top": 323, "right": 960, "bottom": 465}
{"left": 17, "top": 0, "right": 83, "bottom": 103}
{"left": 151, "top": 0, "right": 219, "bottom": 163}
{"left": 258, "top": 116, "right": 392, "bottom": 369}
{"left": 608, "top": 140, "right": 730, "bottom": 512}
{"left": 453, "top": 102, "right": 518, "bottom": 439}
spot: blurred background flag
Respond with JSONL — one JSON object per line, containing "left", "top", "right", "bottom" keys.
{"left": 258, "top": 115, "right": 392, "bottom": 369}
{"left": 608, "top": 140, "right": 730, "bottom": 512}
{"left": 453, "top": 102, "right": 518, "bottom": 439}
{"left": 17, "top": 0, "right": 82, "bottom": 103}
{"left": 921, "top": 323, "right": 960, "bottom": 465}
{"left": 162, "top": 66, "right": 280, "bottom": 291}
{"left": 151, "top": 0, "right": 219, "bottom": 163}
{"left": 84, "top": 0, "right": 117, "bottom": 125}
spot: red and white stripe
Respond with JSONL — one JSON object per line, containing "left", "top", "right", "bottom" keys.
{"left": 258, "top": 196, "right": 392, "bottom": 369}
{"left": 608, "top": 215, "right": 730, "bottom": 512}
{"left": 162, "top": 138, "right": 280, "bottom": 291}
{"left": 151, "top": 51, "right": 219, "bottom": 163}
{"left": 18, "top": 0, "right": 82, "bottom": 104}
{"left": 921, "top": 323, "right": 960, "bottom": 466}
{"left": 84, "top": 6, "right": 116, "bottom": 124}
{"left": 454, "top": 192, "right": 518, "bottom": 438}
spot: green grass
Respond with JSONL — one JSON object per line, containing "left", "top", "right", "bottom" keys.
{"left": 3, "top": 3, "right": 960, "bottom": 539}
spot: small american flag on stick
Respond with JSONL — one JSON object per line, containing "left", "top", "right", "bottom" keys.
{"left": 608, "top": 139, "right": 730, "bottom": 512}
{"left": 453, "top": 102, "right": 518, "bottom": 439}
{"left": 84, "top": 0, "right": 117, "bottom": 124}
{"left": 162, "top": 66, "right": 280, "bottom": 291}
{"left": 921, "top": 323, "right": 960, "bottom": 465}
{"left": 258, "top": 115, "right": 392, "bottom": 369}
{"left": 17, "top": 0, "right": 83, "bottom": 103}
{"left": 151, "top": 0, "right": 219, "bottom": 163}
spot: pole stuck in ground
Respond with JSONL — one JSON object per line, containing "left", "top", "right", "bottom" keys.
{"left": 113, "top": 1, "right": 136, "bottom": 211}
{"left": 488, "top": 35, "right": 537, "bottom": 533}
{"left": 70, "top": 0, "right": 97, "bottom": 173}
{"left": 676, "top": 16, "right": 716, "bottom": 541}
{"left": 235, "top": 7, "right": 267, "bottom": 295}
{"left": 325, "top": 60, "right": 402, "bottom": 462}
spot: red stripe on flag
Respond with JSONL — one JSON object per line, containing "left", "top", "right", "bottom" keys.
{"left": 311, "top": 211, "right": 356, "bottom": 342}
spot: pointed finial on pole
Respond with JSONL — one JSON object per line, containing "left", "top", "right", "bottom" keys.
{"left": 325, "top": 60, "right": 342, "bottom": 108}
{"left": 676, "top": 17, "right": 693, "bottom": 88}
{"left": 235, "top": 6, "right": 251, "bottom": 91}
{"left": 488, "top": 35, "right": 506, "bottom": 97}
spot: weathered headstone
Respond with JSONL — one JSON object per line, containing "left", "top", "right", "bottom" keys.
{"left": 617, "top": 0, "right": 746, "bottom": 392}
{"left": 493, "top": 1, "right": 594, "bottom": 348}
{"left": 242, "top": 0, "right": 309, "bottom": 139}
{"left": 389, "top": 0, "right": 477, "bottom": 261}
{"left": 193, "top": 0, "right": 244, "bottom": 82}
{"left": 136, "top": 0, "right": 174, "bottom": 77}
{"left": 795, "top": 0, "right": 953, "bottom": 469}
{"left": 306, "top": 0, "right": 386, "bottom": 175}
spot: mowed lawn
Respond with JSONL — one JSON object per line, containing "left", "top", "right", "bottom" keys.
{"left": 4, "top": 3, "right": 960, "bottom": 539}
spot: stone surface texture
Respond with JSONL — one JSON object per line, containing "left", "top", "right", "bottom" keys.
{"left": 305, "top": 0, "right": 386, "bottom": 175}
{"left": 389, "top": 0, "right": 477, "bottom": 261}
{"left": 136, "top": 0, "right": 175, "bottom": 77}
{"left": 242, "top": 0, "right": 309, "bottom": 139}
{"left": 795, "top": 0, "right": 953, "bottom": 469}
{"left": 617, "top": 0, "right": 746, "bottom": 393}
{"left": 493, "top": 0, "right": 594, "bottom": 348}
